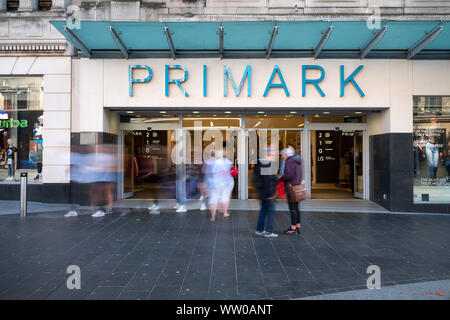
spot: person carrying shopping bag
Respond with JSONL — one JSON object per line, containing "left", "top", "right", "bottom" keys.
{"left": 278, "top": 147, "right": 306, "bottom": 235}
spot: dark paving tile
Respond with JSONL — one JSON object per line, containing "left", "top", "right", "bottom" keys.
{"left": 148, "top": 286, "right": 180, "bottom": 300}
{"left": 118, "top": 290, "right": 149, "bottom": 300}
{"left": 86, "top": 286, "right": 124, "bottom": 300}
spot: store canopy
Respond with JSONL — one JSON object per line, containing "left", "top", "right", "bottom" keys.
{"left": 50, "top": 20, "right": 450, "bottom": 59}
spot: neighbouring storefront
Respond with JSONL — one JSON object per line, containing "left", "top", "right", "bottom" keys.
{"left": 0, "top": 56, "right": 72, "bottom": 202}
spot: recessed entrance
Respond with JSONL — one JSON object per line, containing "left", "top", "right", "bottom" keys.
{"left": 310, "top": 129, "right": 364, "bottom": 199}
{"left": 118, "top": 112, "right": 368, "bottom": 202}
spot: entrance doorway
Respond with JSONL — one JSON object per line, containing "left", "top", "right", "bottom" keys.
{"left": 120, "top": 115, "right": 180, "bottom": 199}
{"left": 309, "top": 129, "right": 364, "bottom": 199}
{"left": 118, "top": 113, "right": 369, "bottom": 202}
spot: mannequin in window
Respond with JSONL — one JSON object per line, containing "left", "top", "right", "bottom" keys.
{"left": 424, "top": 119, "right": 444, "bottom": 180}
{"left": 32, "top": 115, "right": 43, "bottom": 181}
{"left": 5, "top": 138, "right": 17, "bottom": 181}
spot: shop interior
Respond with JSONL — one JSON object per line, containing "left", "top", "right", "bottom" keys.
{"left": 120, "top": 112, "right": 366, "bottom": 201}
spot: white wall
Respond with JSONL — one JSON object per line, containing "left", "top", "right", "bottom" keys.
{"left": 72, "top": 58, "right": 450, "bottom": 137}
{"left": 0, "top": 56, "right": 71, "bottom": 184}
{"left": 72, "top": 59, "right": 105, "bottom": 133}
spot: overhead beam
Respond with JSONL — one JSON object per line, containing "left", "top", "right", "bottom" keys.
{"left": 360, "top": 26, "right": 388, "bottom": 59}
{"left": 314, "top": 26, "right": 334, "bottom": 59}
{"left": 164, "top": 26, "right": 176, "bottom": 59}
{"left": 109, "top": 26, "right": 129, "bottom": 59}
{"left": 219, "top": 26, "right": 224, "bottom": 60}
{"left": 408, "top": 26, "right": 444, "bottom": 59}
{"left": 64, "top": 26, "right": 91, "bottom": 58}
{"left": 266, "top": 26, "right": 278, "bottom": 59}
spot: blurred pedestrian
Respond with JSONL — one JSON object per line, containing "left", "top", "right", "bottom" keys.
{"left": 64, "top": 146, "right": 85, "bottom": 217}
{"left": 279, "top": 147, "right": 303, "bottom": 234}
{"left": 85, "top": 145, "right": 117, "bottom": 217}
{"left": 253, "top": 147, "right": 279, "bottom": 238}
{"left": 206, "top": 147, "right": 234, "bottom": 222}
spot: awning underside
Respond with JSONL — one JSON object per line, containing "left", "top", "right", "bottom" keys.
{"left": 50, "top": 20, "right": 450, "bottom": 59}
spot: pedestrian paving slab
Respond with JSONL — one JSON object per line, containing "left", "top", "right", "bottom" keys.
{"left": 0, "top": 208, "right": 449, "bottom": 300}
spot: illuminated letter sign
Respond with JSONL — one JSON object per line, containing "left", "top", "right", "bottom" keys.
{"left": 223, "top": 65, "right": 252, "bottom": 97}
{"left": 302, "top": 65, "right": 326, "bottom": 97}
{"left": 263, "top": 65, "right": 290, "bottom": 97}
{"left": 165, "top": 65, "right": 189, "bottom": 97}
{"left": 129, "top": 65, "right": 152, "bottom": 97}
{"left": 340, "top": 65, "right": 365, "bottom": 97}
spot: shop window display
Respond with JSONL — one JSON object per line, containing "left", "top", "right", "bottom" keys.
{"left": 413, "top": 96, "right": 450, "bottom": 203}
{"left": 0, "top": 77, "right": 43, "bottom": 182}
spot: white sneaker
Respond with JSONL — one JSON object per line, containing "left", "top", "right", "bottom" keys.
{"left": 199, "top": 195, "right": 205, "bottom": 201}
{"left": 149, "top": 204, "right": 160, "bottom": 214}
{"left": 92, "top": 210, "right": 105, "bottom": 217}
{"left": 176, "top": 205, "right": 187, "bottom": 213}
{"left": 200, "top": 203, "right": 207, "bottom": 211}
{"left": 264, "top": 232, "right": 279, "bottom": 238}
{"left": 255, "top": 231, "right": 265, "bottom": 237}
{"left": 64, "top": 211, "right": 78, "bottom": 217}
{"left": 149, "top": 208, "right": 160, "bottom": 215}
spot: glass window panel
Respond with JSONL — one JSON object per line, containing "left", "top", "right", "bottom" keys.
{"left": 245, "top": 115, "right": 304, "bottom": 128}
{"left": 0, "top": 77, "right": 43, "bottom": 111}
{"left": 307, "top": 115, "right": 366, "bottom": 123}
{"left": 183, "top": 115, "right": 241, "bottom": 129}
{"left": 413, "top": 96, "right": 450, "bottom": 203}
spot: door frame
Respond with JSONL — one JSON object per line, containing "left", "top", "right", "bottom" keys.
{"left": 303, "top": 122, "right": 369, "bottom": 200}
{"left": 118, "top": 121, "right": 181, "bottom": 200}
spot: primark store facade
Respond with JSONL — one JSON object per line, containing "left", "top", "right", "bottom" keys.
{"left": 1, "top": 15, "right": 450, "bottom": 214}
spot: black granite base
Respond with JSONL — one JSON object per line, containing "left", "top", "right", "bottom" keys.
{"left": 0, "top": 183, "right": 70, "bottom": 204}
{"left": 370, "top": 133, "right": 449, "bottom": 214}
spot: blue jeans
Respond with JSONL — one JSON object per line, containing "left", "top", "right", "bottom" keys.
{"left": 425, "top": 146, "right": 439, "bottom": 178}
{"left": 256, "top": 199, "right": 275, "bottom": 233}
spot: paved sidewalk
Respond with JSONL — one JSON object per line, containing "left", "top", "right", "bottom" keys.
{"left": 0, "top": 208, "right": 449, "bottom": 300}
{"left": 0, "top": 198, "right": 408, "bottom": 216}
{"left": 299, "top": 279, "right": 450, "bottom": 300}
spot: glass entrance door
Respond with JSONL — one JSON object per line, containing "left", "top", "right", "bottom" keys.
{"left": 354, "top": 131, "right": 364, "bottom": 199}
{"left": 122, "top": 130, "right": 135, "bottom": 198}
{"left": 247, "top": 129, "right": 302, "bottom": 199}
{"left": 185, "top": 128, "right": 239, "bottom": 199}
{"left": 309, "top": 129, "right": 365, "bottom": 199}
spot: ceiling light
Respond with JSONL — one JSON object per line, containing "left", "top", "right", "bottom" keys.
{"left": 257, "top": 111, "right": 265, "bottom": 114}
{"left": 253, "top": 121, "right": 261, "bottom": 128}
{"left": 323, "top": 112, "right": 330, "bottom": 114}
{"left": 160, "top": 111, "right": 167, "bottom": 114}
{"left": 289, "top": 111, "right": 297, "bottom": 114}
{"left": 210, "top": 121, "right": 214, "bottom": 127}
{"left": 355, "top": 112, "right": 362, "bottom": 114}
{"left": 193, "top": 111, "right": 199, "bottom": 114}
{"left": 224, "top": 111, "right": 231, "bottom": 114}
{"left": 126, "top": 111, "right": 134, "bottom": 114}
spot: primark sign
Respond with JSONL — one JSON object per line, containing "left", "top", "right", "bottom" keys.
{"left": 128, "top": 64, "right": 366, "bottom": 98}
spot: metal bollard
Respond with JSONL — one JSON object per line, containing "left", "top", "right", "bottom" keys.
{"left": 20, "top": 172, "right": 27, "bottom": 217}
